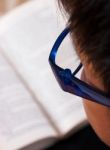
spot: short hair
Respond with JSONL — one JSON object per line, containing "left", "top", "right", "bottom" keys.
{"left": 58, "top": 0, "right": 110, "bottom": 93}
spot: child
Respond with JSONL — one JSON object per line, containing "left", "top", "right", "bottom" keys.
{"left": 58, "top": 0, "right": 110, "bottom": 147}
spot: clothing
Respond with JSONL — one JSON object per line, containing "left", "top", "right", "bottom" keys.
{"left": 46, "top": 125, "right": 110, "bottom": 150}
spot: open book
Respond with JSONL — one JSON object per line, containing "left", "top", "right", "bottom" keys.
{"left": 0, "top": 0, "right": 88, "bottom": 150}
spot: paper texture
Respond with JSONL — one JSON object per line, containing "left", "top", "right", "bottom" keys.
{"left": 0, "top": 0, "right": 87, "bottom": 136}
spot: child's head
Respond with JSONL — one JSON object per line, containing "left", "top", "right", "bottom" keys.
{"left": 58, "top": 0, "right": 110, "bottom": 146}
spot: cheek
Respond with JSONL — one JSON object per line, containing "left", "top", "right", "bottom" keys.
{"left": 83, "top": 100, "right": 110, "bottom": 146}
{"left": 81, "top": 62, "right": 110, "bottom": 146}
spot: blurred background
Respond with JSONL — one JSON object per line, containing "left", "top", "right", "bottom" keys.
{"left": 0, "top": 0, "right": 29, "bottom": 15}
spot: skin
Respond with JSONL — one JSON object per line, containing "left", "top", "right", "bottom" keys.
{"left": 81, "top": 59, "right": 110, "bottom": 147}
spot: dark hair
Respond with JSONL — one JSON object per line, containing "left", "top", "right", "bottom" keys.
{"left": 58, "top": 0, "right": 110, "bottom": 92}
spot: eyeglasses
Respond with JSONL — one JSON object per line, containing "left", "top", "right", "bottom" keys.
{"left": 49, "top": 27, "right": 110, "bottom": 107}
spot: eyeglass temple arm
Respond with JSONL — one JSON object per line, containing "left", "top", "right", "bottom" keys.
{"left": 73, "top": 63, "right": 83, "bottom": 76}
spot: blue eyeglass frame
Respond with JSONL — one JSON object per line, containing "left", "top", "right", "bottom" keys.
{"left": 49, "top": 27, "right": 110, "bottom": 107}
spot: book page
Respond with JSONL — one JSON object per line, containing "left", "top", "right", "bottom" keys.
{"left": 0, "top": 52, "right": 56, "bottom": 149}
{"left": 0, "top": 0, "right": 87, "bottom": 136}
